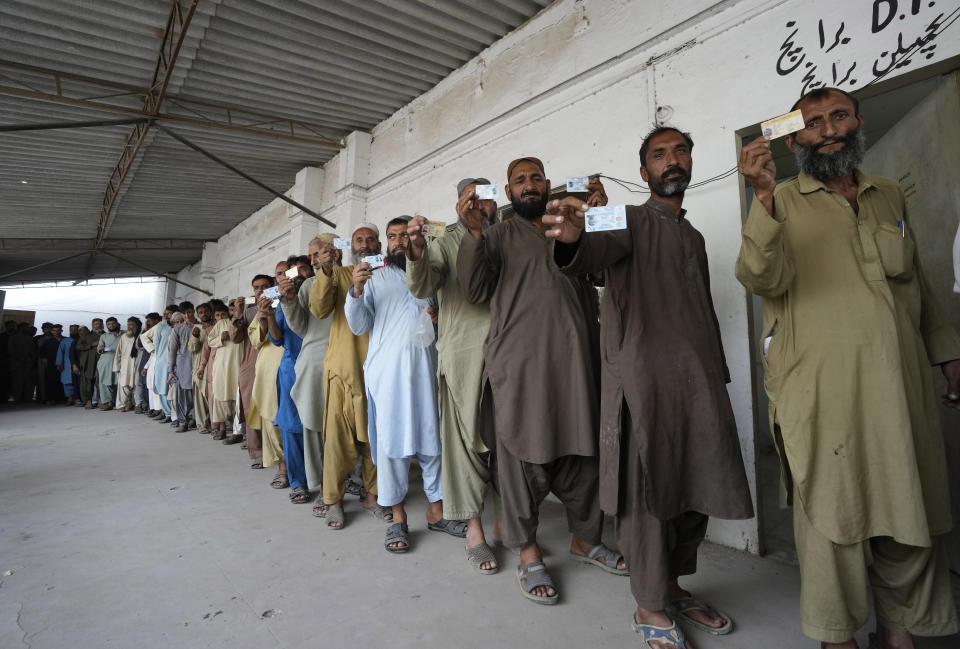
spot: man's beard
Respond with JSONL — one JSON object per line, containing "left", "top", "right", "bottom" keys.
{"left": 647, "top": 166, "right": 690, "bottom": 197}
{"left": 511, "top": 191, "right": 549, "bottom": 221}
{"left": 199, "top": 314, "right": 212, "bottom": 323}
{"left": 386, "top": 247, "right": 406, "bottom": 271}
{"left": 352, "top": 245, "right": 379, "bottom": 265}
{"left": 793, "top": 126, "right": 866, "bottom": 181}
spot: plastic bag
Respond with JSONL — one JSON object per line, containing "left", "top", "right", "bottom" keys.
{"left": 411, "top": 305, "right": 436, "bottom": 348}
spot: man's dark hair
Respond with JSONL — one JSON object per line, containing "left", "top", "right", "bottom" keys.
{"left": 213, "top": 304, "right": 230, "bottom": 315}
{"left": 209, "top": 299, "right": 226, "bottom": 310}
{"left": 165, "top": 304, "right": 180, "bottom": 313}
{"left": 105, "top": 317, "right": 118, "bottom": 323}
{"left": 790, "top": 86, "right": 860, "bottom": 115}
{"left": 386, "top": 216, "right": 411, "bottom": 229}
{"left": 178, "top": 300, "right": 194, "bottom": 311}
{"left": 287, "top": 255, "right": 311, "bottom": 268}
{"left": 638, "top": 126, "right": 694, "bottom": 168}
{"left": 196, "top": 302, "right": 211, "bottom": 311}
{"left": 145, "top": 312, "right": 161, "bottom": 321}
{"left": 252, "top": 274, "right": 274, "bottom": 287}
{"left": 127, "top": 316, "right": 142, "bottom": 327}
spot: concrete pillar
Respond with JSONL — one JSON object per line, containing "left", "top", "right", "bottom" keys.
{"left": 287, "top": 166, "right": 327, "bottom": 256}
{"left": 333, "top": 131, "right": 372, "bottom": 236}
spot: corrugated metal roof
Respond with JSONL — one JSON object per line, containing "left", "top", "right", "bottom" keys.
{"left": 0, "top": 0, "right": 551, "bottom": 283}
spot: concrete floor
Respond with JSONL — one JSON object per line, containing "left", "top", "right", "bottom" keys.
{"left": 1, "top": 403, "right": 958, "bottom": 649}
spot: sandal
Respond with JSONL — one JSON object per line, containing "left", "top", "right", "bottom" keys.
{"left": 326, "top": 503, "right": 345, "bottom": 530}
{"left": 345, "top": 478, "right": 363, "bottom": 497}
{"left": 289, "top": 486, "right": 310, "bottom": 504}
{"left": 516, "top": 561, "right": 558, "bottom": 605}
{"left": 465, "top": 542, "right": 499, "bottom": 575}
{"left": 250, "top": 461, "right": 263, "bottom": 470}
{"left": 427, "top": 518, "right": 467, "bottom": 538}
{"left": 362, "top": 503, "right": 393, "bottom": 522}
{"left": 312, "top": 495, "right": 328, "bottom": 518}
{"left": 270, "top": 473, "right": 289, "bottom": 489}
{"left": 667, "top": 597, "right": 733, "bottom": 635}
{"left": 632, "top": 616, "right": 689, "bottom": 649}
{"left": 384, "top": 521, "right": 409, "bottom": 553}
{"left": 570, "top": 543, "right": 629, "bottom": 576}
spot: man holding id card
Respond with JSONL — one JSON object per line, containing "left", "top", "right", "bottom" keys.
{"left": 458, "top": 156, "right": 626, "bottom": 606}
{"left": 546, "top": 127, "right": 753, "bottom": 646}
{"left": 737, "top": 87, "right": 960, "bottom": 649}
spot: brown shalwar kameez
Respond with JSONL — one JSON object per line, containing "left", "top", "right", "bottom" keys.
{"left": 458, "top": 216, "right": 602, "bottom": 548}
{"left": 555, "top": 198, "right": 754, "bottom": 607}
{"left": 236, "top": 306, "right": 260, "bottom": 459}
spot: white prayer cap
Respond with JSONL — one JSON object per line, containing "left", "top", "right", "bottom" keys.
{"left": 352, "top": 222, "right": 380, "bottom": 238}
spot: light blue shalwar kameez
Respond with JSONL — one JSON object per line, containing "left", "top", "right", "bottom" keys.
{"left": 151, "top": 322, "right": 173, "bottom": 417}
{"left": 343, "top": 263, "right": 441, "bottom": 507}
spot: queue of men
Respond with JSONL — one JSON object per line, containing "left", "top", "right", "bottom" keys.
{"left": 3, "top": 86, "right": 958, "bottom": 649}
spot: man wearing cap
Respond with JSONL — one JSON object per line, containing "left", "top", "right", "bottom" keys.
{"left": 76, "top": 319, "right": 103, "bottom": 408}
{"left": 166, "top": 312, "right": 195, "bottom": 432}
{"left": 458, "top": 156, "right": 625, "bottom": 604}
{"left": 96, "top": 317, "right": 123, "bottom": 411}
{"left": 405, "top": 177, "right": 503, "bottom": 573}
{"left": 114, "top": 317, "right": 141, "bottom": 412}
{"left": 345, "top": 216, "right": 460, "bottom": 551}
{"left": 309, "top": 223, "right": 388, "bottom": 525}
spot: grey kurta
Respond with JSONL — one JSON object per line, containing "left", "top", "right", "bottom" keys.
{"left": 457, "top": 215, "right": 600, "bottom": 464}
{"left": 556, "top": 198, "right": 754, "bottom": 521}
{"left": 167, "top": 323, "right": 194, "bottom": 384}
{"left": 281, "top": 275, "right": 332, "bottom": 491}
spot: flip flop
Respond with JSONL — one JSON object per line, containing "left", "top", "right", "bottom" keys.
{"left": 631, "top": 616, "right": 689, "bottom": 649}
{"left": 570, "top": 543, "right": 629, "bottom": 576}
{"left": 667, "top": 597, "right": 733, "bottom": 635}
{"left": 465, "top": 542, "right": 499, "bottom": 575}
{"left": 384, "top": 522, "right": 409, "bottom": 553}
{"left": 517, "top": 561, "right": 558, "bottom": 605}
{"left": 427, "top": 518, "right": 467, "bottom": 538}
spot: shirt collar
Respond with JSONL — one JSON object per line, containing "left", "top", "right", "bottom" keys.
{"left": 644, "top": 197, "right": 686, "bottom": 222}
{"left": 797, "top": 169, "right": 876, "bottom": 197}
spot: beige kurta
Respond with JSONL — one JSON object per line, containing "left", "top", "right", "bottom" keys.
{"left": 112, "top": 331, "right": 139, "bottom": 390}
{"left": 247, "top": 316, "right": 284, "bottom": 468}
{"left": 735, "top": 170, "right": 960, "bottom": 546}
{"left": 207, "top": 319, "right": 240, "bottom": 402}
{"left": 308, "top": 265, "right": 370, "bottom": 441}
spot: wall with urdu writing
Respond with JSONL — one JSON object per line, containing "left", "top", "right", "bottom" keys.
{"left": 169, "top": 0, "right": 960, "bottom": 553}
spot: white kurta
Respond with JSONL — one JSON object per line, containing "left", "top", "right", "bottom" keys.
{"left": 113, "top": 332, "right": 139, "bottom": 390}
{"left": 343, "top": 264, "right": 440, "bottom": 461}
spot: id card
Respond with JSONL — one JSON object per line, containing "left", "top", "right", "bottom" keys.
{"left": 284, "top": 266, "right": 299, "bottom": 279}
{"left": 475, "top": 184, "right": 499, "bottom": 200}
{"left": 421, "top": 220, "right": 447, "bottom": 238}
{"left": 333, "top": 237, "right": 351, "bottom": 251}
{"left": 262, "top": 286, "right": 281, "bottom": 300}
{"left": 566, "top": 177, "right": 589, "bottom": 192}
{"left": 761, "top": 109, "right": 805, "bottom": 139}
{"left": 245, "top": 296, "right": 257, "bottom": 306}
{"left": 362, "top": 254, "right": 385, "bottom": 269}
{"left": 585, "top": 205, "right": 627, "bottom": 232}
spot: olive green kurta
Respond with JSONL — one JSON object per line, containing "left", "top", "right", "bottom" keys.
{"left": 247, "top": 316, "right": 284, "bottom": 468}
{"left": 407, "top": 221, "right": 495, "bottom": 519}
{"left": 556, "top": 199, "right": 754, "bottom": 521}
{"left": 735, "top": 170, "right": 960, "bottom": 546}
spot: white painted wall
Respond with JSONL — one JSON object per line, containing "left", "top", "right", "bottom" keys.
{"left": 170, "top": 0, "right": 960, "bottom": 552}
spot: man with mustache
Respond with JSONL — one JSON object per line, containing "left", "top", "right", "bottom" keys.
{"left": 134, "top": 313, "right": 159, "bottom": 415}
{"left": 345, "top": 216, "right": 454, "bottom": 551}
{"left": 188, "top": 303, "right": 214, "bottom": 430}
{"left": 141, "top": 305, "right": 178, "bottom": 423}
{"left": 114, "top": 317, "right": 141, "bottom": 412}
{"left": 458, "top": 157, "right": 625, "bottom": 606}
{"left": 207, "top": 301, "right": 241, "bottom": 440}
{"left": 247, "top": 274, "right": 285, "bottom": 478}
{"left": 309, "top": 224, "right": 388, "bottom": 523}
{"left": 166, "top": 312, "right": 195, "bottom": 432}
{"left": 546, "top": 128, "right": 754, "bottom": 647}
{"left": 96, "top": 317, "right": 123, "bottom": 411}
{"left": 76, "top": 319, "right": 103, "bottom": 408}
{"left": 737, "top": 87, "right": 960, "bottom": 649}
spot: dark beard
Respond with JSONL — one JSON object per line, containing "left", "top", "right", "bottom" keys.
{"left": 511, "top": 192, "right": 549, "bottom": 221}
{"left": 387, "top": 249, "right": 406, "bottom": 271}
{"left": 793, "top": 126, "right": 866, "bottom": 181}
{"left": 647, "top": 166, "right": 690, "bottom": 197}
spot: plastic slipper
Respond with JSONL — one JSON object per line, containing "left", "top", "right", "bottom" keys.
{"left": 517, "top": 561, "right": 558, "bottom": 605}
{"left": 631, "top": 616, "right": 689, "bottom": 649}
{"left": 312, "top": 495, "right": 328, "bottom": 518}
{"left": 289, "top": 486, "right": 310, "bottom": 504}
{"left": 384, "top": 522, "right": 409, "bottom": 553}
{"left": 465, "top": 542, "right": 499, "bottom": 575}
{"left": 427, "top": 517, "right": 467, "bottom": 538}
{"left": 363, "top": 503, "right": 393, "bottom": 522}
{"left": 270, "top": 473, "right": 289, "bottom": 489}
{"left": 326, "top": 503, "right": 345, "bottom": 530}
{"left": 570, "top": 543, "right": 629, "bottom": 576}
{"left": 667, "top": 597, "right": 733, "bottom": 635}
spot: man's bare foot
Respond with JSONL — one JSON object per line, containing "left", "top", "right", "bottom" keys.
{"left": 387, "top": 504, "right": 407, "bottom": 549}
{"left": 327, "top": 500, "right": 343, "bottom": 529}
{"left": 465, "top": 517, "right": 497, "bottom": 571}
{"left": 569, "top": 535, "right": 627, "bottom": 572}
{"left": 667, "top": 582, "right": 727, "bottom": 630}
{"left": 873, "top": 626, "right": 914, "bottom": 649}
{"left": 519, "top": 542, "right": 553, "bottom": 598}
{"left": 425, "top": 499, "right": 443, "bottom": 525}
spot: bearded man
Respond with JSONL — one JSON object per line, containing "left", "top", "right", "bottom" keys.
{"left": 737, "top": 87, "right": 960, "bottom": 649}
